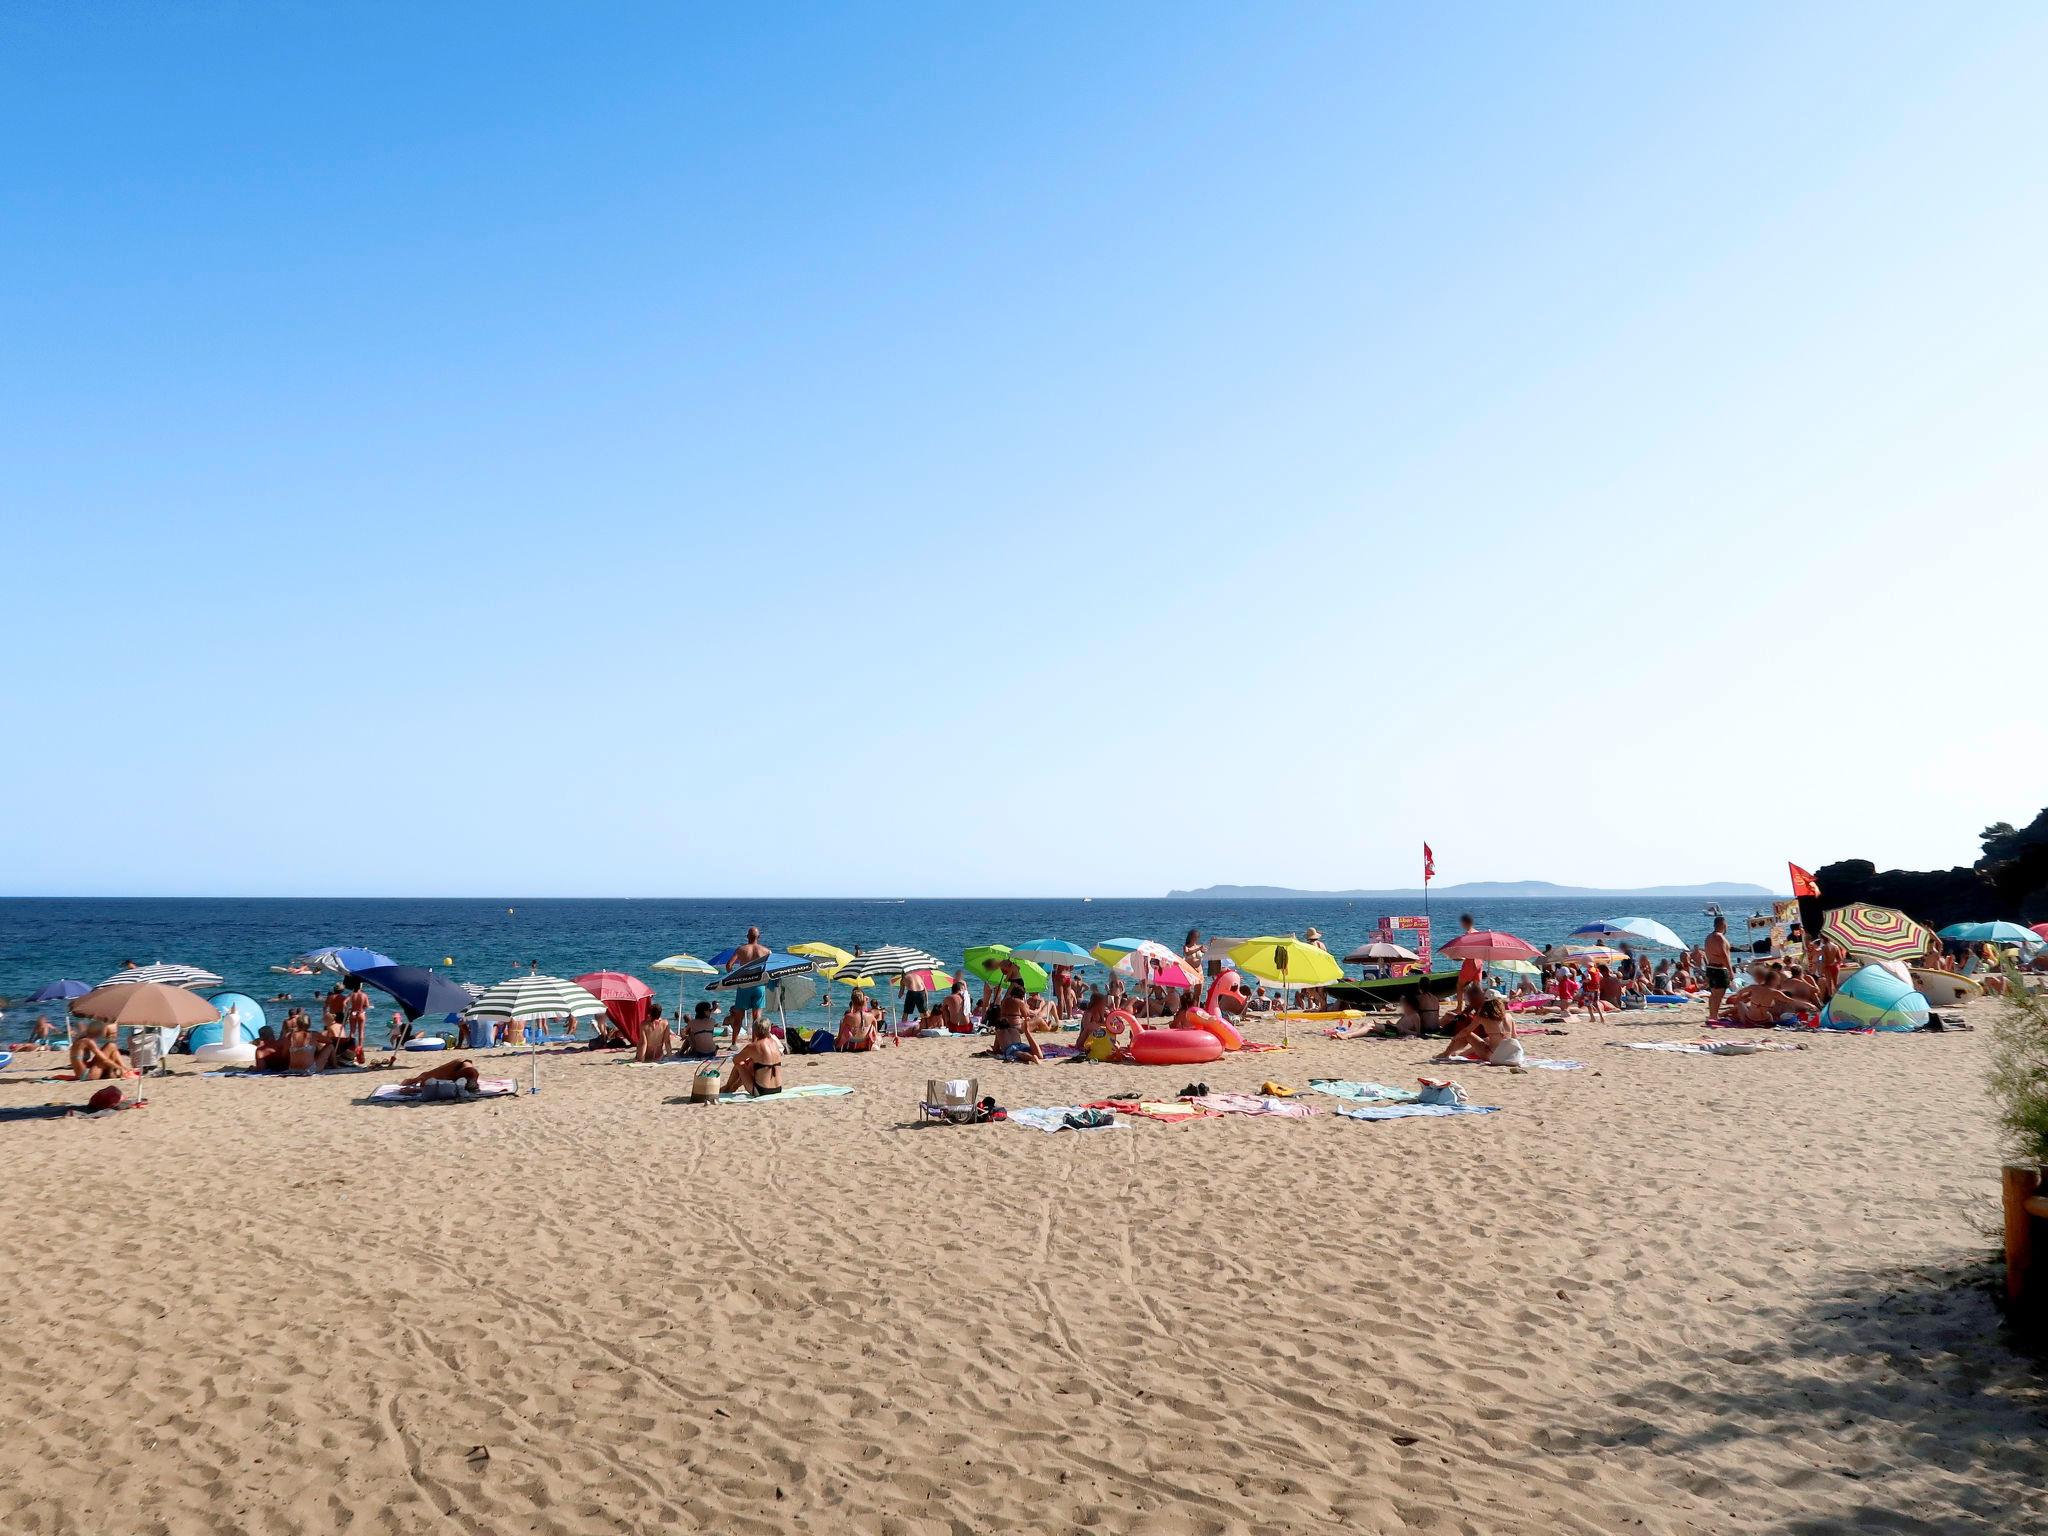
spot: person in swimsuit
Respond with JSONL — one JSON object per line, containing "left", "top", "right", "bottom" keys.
{"left": 400, "top": 1058, "right": 482, "bottom": 1092}
{"left": 1703, "top": 915, "right": 1735, "bottom": 1021}
{"left": 836, "top": 993, "right": 877, "bottom": 1051}
{"left": 727, "top": 927, "right": 771, "bottom": 1046}
{"left": 343, "top": 982, "right": 370, "bottom": 1061}
{"left": 69, "top": 1023, "right": 130, "bottom": 1081}
{"left": 1072, "top": 989, "right": 1113, "bottom": 1055}
{"left": 636, "top": 1004, "right": 672, "bottom": 1061}
{"left": 684, "top": 1001, "right": 722, "bottom": 1058}
{"left": 252, "top": 1025, "right": 288, "bottom": 1073}
{"left": 723, "top": 1019, "right": 784, "bottom": 1096}
{"left": 992, "top": 985, "right": 1042, "bottom": 1061}
{"left": 284, "top": 1017, "right": 320, "bottom": 1074}
{"left": 1433, "top": 995, "right": 1520, "bottom": 1063}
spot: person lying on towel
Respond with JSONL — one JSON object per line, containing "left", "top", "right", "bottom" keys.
{"left": 400, "top": 1058, "right": 482, "bottom": 1092}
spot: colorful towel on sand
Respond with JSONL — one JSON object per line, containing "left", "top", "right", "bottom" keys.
{"left": 718, "top": 1084, "right": 854, "bottom": 1103}
{"left": 1085, "top": 1099, "right": 1218, "bottom": 1123}
{"left": 1008, "top": 1105, "right": 1127, "bottom": 1133}
{"left": 1233, "top": 1041, "right": 1288, "bottom": 1054}
{"left": 369, "top": 1077, "right": 518, "bottom": 1102}
{"left": 1338, "top": 1104, "right": 1501, "bottom": 1120}
{"left": 1608, "top": 1040, "right": 1803, "bottom": 1055}
{"left": 1201, "top": 1093, "right": 1318, "bottom": 1118}
{"left": 1491, "top": 1058, "right": 1583, "bottom": 1070}
{"left": 1307, "top": 1079, "right": 1420, "bottom": 1104}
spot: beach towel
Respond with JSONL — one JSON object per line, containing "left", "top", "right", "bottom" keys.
{"left": 1233, "top": 1040, "right": 1288, "bottom": 1054}
{"left": 1085, "top": 1099, "right": 1218, "bottom": 1123}
{"left": 1489, "top": 1058, "right": 1583, "bottom": 1070}
{"left": 1201, "top": 1092, "right": 1318, "bottom": 1119}
{"left": 717, "top": 1084, "right": 854, "bottom": 1104}
{"left": 1608, "top": 1039, "right": 1802, "bottom": 1056}
{"left": 1307, "top": 1079, "right": 1420, "bottom": 1104}
{"left": 1008, "top": 1105, "right": 1127, "bottom": 1133}
{"left": 0, "top": 1100, "right": 148, "bottom": 1121}
{"left": 368, "top": 1077, "right": 518, "bottom": 1102}
{"left": 1337, "top": 1104, "right": 1501, "bottom": 1121}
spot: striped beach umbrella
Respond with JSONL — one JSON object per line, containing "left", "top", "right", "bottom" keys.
{"left": 1820, "top": 904, "right": 1930, "bottom": 961}
{"left": 832, "top": 945, "right": 944, "bottom": 981}
{"left": 467, "top": 974, "right": 607, "bottom": 1094}
{"left": 99, "top": 962, "right": 223, "bottom": 991}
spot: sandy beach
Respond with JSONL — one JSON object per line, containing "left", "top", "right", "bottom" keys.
{"left": 3, "top": 1000, "right": 2042, "bottom": 1536}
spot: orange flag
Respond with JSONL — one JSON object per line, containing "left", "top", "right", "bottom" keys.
{"left": 1788, "top": 863, "right": 1820, "bottom": 899}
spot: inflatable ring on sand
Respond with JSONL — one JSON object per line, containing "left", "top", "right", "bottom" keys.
{"left": 1129, "top": 1028, "right": 1224, "bottom": 1067}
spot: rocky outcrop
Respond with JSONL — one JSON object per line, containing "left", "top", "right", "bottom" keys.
{"left": 1812, "top": 808, "right": 2048, "bottom": 929}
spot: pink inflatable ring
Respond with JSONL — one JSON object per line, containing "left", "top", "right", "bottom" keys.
{"left": 1129, "top": 1027, "right": 1224, "bottom": 1067}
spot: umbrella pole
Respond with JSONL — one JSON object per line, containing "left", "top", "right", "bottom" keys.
{"left": 529, "top": 1025, "right": 538, "bottom": 1095}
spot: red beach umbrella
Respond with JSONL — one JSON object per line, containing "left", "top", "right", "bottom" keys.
{"left": 1435, "top": 930, "right": 1541, "bottom": 963}
{"left": 571, "top": 971, "right": 655, "bottom": 1040}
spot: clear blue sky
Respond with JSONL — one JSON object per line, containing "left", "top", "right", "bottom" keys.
{"left": 5, "top": 3, "right": 2044, "bottom": 896}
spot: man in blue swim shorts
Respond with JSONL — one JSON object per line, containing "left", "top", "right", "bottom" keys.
{"left": 727, "top": 926, "right": 772, "bottom": 1046}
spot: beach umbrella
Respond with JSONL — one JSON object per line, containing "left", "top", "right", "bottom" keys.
{"left": 1820, "top": 904, "right": 1931, "bottom": 962}
{"left": 708, "top": 952, "right": 821, "bottom": 1034}
{"left": 1344, "top": 941, "right": 1418, "bottom": 964}
{"left": 297, "top": 946, "right": 397, "bottom": 975}
{"left": 467, "top": 975, "right": 607, "bottom": 1092}
{"left": 98, "top": 963, "right": 223, "bottom": 991}
{"left": 2031, "top": 922, "right": 2048, "bottom": 941}
{"left": 1488, "top": 959, "right": 1541, "bottom": 976}
{"left": 905, "top": 968, "right": 955, "bottom": 992}
{"left": 573, "top": 971, "right": 656, "bottom": 1037}
{"left": 1009, "top": 938, "right": 1096, "bottom": 969}
{"left": 75, "top": 982, "right": 221, "bottom": 1063}
{"left": 789, "top": 942, "right": 853, "bottom": 969}
{"left": 30, "top": 979, "right": 94, "bottom": 1003}
{"left": 832, "top": 945, "right": 945, "bottom": 981}
{"left": 1542, "top": 944, "right": 1627, "bottom": 965}
{"left": 1114, "top": 940, "right": 1204, "bottom": 992}
{"left": 1570, "top": 917, "right": 1686, "bottom": 950}
{"left": 1436, "top": 931, "right": 1541, "bottom": 963}
{"left": 651, "top": 952, "right": 718, "bottom": 1017}
{"left": 1225, "top": 937, "right": 1342, "bottom": 1012}
{"left": 352, "top": 964, "right": 480, "bottom": 1023}
{"left": 962, "top": 945, "right": 1049, "bottom": 994}
{"left": 1938, "top": 920, "right": 2044, "bottom": 949}
{"left": 1089, "top": 937, "right": 1144, "bottom": 968}
{"left": 764, "top": 974, "right": 819, "bottom": 1014}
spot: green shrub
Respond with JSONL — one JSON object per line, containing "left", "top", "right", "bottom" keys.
{"left": 1988, "top": 966, "right": 2048, "bottom": 1165}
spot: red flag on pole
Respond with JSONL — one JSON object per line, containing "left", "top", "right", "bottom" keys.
{"left": 1788, "top": 863, "right": 1820, "bottom": 899}
{"left": 1423, "top": 843, "right": 1435, "bottom": 884}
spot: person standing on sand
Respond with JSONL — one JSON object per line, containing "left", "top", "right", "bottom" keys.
{"left": 1455, "top": 914, "right": 1481, "bottom": 992}
{"left": 728, "top": 926, "right": 770, "bottom": 1046}
{"left": 1703, "top": 915, "right": 1734, "bottom": 1021}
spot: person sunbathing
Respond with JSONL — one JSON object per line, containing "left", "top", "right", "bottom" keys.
{"left": 399, "top": 1058, "right": 482, "bottom": 1092}
{"left": 1720, "top": 980, "right": 1805, "bottom": 1026}
{"left": 836, "top": 997, "right": 877, "bottom": 1052}
{"left": 284, "top": 1019, "right": 321, "bottom": 1074}
{"left": 722, "top": 1020, "right": 784, "bottom": 1096}
{"left": 1073, "top": 990, "right": 1114, "bottom": 1056}
{"left": 684, "top": 1001, "right": 722, "bottom": 1057}
{"left": 991, "top": 985, "right": 1042, "bottom": 1061}
{"left": 1432, "top": 996, "right": 1519, "bottom": 1064}
{"left": 252, "top": 1025, "right": 289, "bottom": 1073}
{"left": 636, "top": 1005, "right": 672, "bottom": 1061}
{"left": 69, "top": 1024, "right": 131, "bottom": 1081}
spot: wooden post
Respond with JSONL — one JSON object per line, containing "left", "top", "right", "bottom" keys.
{"left": 2004, "top": 1164, "right": 2042, "bottom": 1308}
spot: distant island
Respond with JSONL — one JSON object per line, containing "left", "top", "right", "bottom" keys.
{"left": 1165, "top": 880, "right": 1779, "bottom": 901}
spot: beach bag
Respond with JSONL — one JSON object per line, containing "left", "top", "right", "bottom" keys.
{"left": 690, "top": 1066, "right": 721, "bottom": 1104}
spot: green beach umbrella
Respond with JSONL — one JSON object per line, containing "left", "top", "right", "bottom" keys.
{"left": 962, "top": 945, "right": 1048, "bottom": 994}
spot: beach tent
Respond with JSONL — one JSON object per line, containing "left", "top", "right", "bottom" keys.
{"left": 1819, "top": 964, "right": 1929, "bottom": 1032}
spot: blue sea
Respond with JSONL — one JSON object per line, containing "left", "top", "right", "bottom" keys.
{"left": 0, "top": 895, "right": 1743, "bottom": 1043}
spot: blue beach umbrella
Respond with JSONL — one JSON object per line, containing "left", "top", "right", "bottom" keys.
{"left": 1570, "top": 917, "right": 1686, "bottom": 950}
{"left": 1009, "top": 938, "right": 1096, "bottom": 969}
{"left": 30, "top": 979, "right": 94, "bottom": 1003}
{"left": 1938, "top": 921, "right": 2043, "bottom": 949}
{"left": 298, "top": 946, "right": 398, "bottom": 974}
{"left": 709, "top": 952, "right": 821, "bottom": 1032}
{"left": 350, "top": 964, "right": 476, "bottom": 1021}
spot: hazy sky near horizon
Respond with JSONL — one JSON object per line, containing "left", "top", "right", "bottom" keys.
{"left": 5, "top": 4, "right": 2045, "bottom": 897}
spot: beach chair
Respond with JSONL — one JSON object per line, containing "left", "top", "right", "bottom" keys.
{"left": 918, "top": 1077, "right": 979, "bottom": 1125}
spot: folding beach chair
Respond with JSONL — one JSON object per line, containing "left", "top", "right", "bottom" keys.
{"left": 917, "top": 1077, "right": 979, "bottom": 1125}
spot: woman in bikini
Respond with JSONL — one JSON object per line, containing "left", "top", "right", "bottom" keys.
{"left": 722, "top": 1020, "right": 784, "bottom": 1096}
{"left": 991, "top": 986, "right": 1042, "bottom": 1062}
{"left": 836, "top": 993, "right": 877, "bottom": 1052}
{"left": 1433, "top": 995, "right": 1517, "bottom": 1064}
{"left": 68, "top": 1023, "right": 131, "bottom": 1081}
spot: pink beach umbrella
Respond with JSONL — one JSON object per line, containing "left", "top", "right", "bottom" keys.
{"left": 572, "top": 971, "right": 656, "bottom": 1040}
{"left": 1436, "top": 930, "right": 1541, "bottom": 964}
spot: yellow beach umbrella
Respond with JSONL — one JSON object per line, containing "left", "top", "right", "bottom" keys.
{"left": 789, "top": 942, "right": 852, "bottom": 969}
{"left": 1226, "top": 935, "right": 1343, "bottom": 990}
